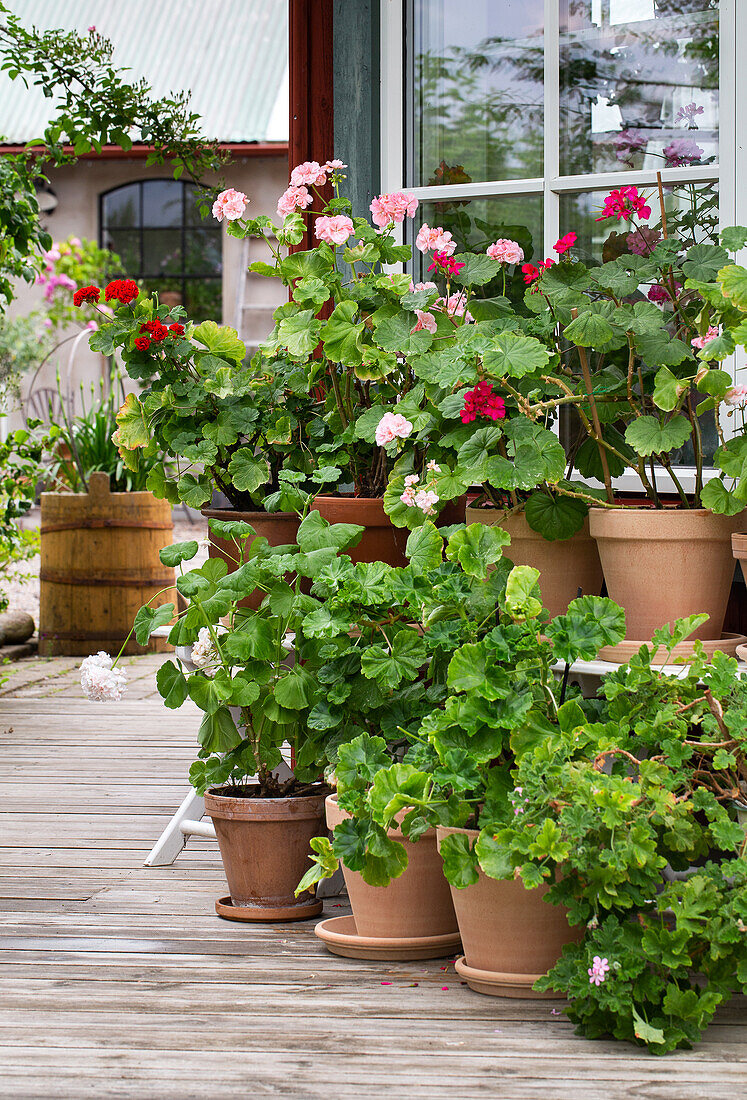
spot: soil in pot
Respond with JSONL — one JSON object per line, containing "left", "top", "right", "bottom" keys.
{"left": 202, "top": 507, "right": 301, "bottom": 610}
{"left": 590, "top": 507, "right": 747, "bottom": 658}
{"left": 316, "top": 794, "right": 460, "bottom": 958}
{"left": 437, "top": 826, "right": 581, "bottom": 998}
{"left": 465, "top": 506, "right": 603, "bottom": 618}
{"left": 205, "top": 783, "right": 328, "bottom": 921}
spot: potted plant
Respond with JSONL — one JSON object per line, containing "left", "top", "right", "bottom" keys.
{"left": 300, "top": 545, "right": 627, "bottom": 965}
{"left": 524, "top": 183, "right": 747, "bottom": 658}
{"left": 295, "top": 519, "right": 515, "bottom": 958}
{"left": 83, "top": 493, "right": 366, "bottom": 920}
{"left": 492, "top": 619, "right": 747, "bottom": 1051}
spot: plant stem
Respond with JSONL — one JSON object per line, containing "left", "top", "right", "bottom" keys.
{"left": 570, "top": 312, "right": 614, "bottom": 504}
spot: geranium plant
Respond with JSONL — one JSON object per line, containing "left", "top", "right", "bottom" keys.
{"left": 76, "top": 280, "right": 320, "bottom": 512}
{"left": 298, "top": 559, "right": 626, "bottom": 890}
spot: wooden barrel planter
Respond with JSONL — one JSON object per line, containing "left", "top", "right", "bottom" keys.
{"left": 39, "top": 472, "right": 175, "bottom": 657}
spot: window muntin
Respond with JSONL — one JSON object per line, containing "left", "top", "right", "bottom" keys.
{"left": 100, "top": 180, "right": 222, "bottom": 321}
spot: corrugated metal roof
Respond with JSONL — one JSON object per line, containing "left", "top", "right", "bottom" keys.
{"left": 0, "top": 0, "right": 288, "bottom": 143}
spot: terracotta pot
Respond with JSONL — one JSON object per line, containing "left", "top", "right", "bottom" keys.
{"left": 437, "top": 827, "right": 580, "bottom": 997}
{"left": 465, "top": 506, "right": 603, "bottom": 618}
{"left": 326, "top": 794, "right": 458, "bottom": 939}
{"left": 202, "top": 507, "right": 300, "bottom": 610}
{"left": 204, "top": 785, "right": 327, "bottom": 921}
{"left": 312, "top": 495, "right": 466, "bottom": 567}
{"left": 590, "top": 507, "right": 745, "bottom": 644}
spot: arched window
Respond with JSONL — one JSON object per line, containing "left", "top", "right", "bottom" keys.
{"left": 99, "top": 180, "right": 222, "bottom": 320}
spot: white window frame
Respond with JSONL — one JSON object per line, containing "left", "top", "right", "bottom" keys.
{"left": 380, "top": 0, "right": 743, "bottom": 495}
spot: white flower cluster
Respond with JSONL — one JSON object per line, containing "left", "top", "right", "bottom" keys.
{"left": 80, "top": 652, "right": 128, "bottom": 702}
{"left": 190, "top": 627, "right": 221, "bottom": 677}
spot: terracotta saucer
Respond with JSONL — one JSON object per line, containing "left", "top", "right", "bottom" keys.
{"left": 597, "top": 632, "right": 747, "bottom": 665}
{"left": 314, "top": 914, "right": 462, "bottom": 960}
{"left": 736, "top": 644, "right": 747, "bottom": 664}
{"left": 454, "top": 956, "right": 565, "bottom": 999}
{"left": 215, "top": 895, "right": 323, "bottom": 922}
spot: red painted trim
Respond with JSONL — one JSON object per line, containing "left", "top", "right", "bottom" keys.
{"left": 0, "top": 142, "right": 288, "bottom": 159}
{"left": 288, "top": 0, "right": 334, "bottom": 250}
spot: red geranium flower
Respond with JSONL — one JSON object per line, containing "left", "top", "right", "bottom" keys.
{"left": 460, "top": 381, "right": 506, "bottom": 424}
{"left": 104, "top": 279, "right": 140, "bottom": 304}
{"left": 595, "top": 186, "right": 651, "bottom": 223}
{"left": 168, "top": 323, "right": 185, "bottom": 335}
{"left": 73, "top": 285, "right": 101, "bottom": 306}
{"left": 134, "top": 336, "right": 151, "bottom": 351}
{"left": 139, "top": 320, "right": 168, "bottom": 342}
{"left": 554, "top": 232, "right": 577, "bottom": 255}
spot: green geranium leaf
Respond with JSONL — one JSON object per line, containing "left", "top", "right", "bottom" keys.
{"left": 451, "top": 253, "right": 500, "bottom": 287}
{"left": 445, "top": 522, "right": 510, "bottom": 578}
{"left": 700, "top": 479, "right": 745, "bottom": 516}
{"left": 278, "top": 310, "right": 323, "bottom": 359}
{"left": 227, "top": 450, "right": 270, "bottom": 494}
{"left": 681, "top": 243, "right": 730, "bottom": 282}
{"left": 474, "top": 830, "right": 514, "bottom": 881}
{"left": 274, "top": 667, "right": 315, "bottom": 709}
{"left": 696, "top": 332, "right": 735, "bottom": 362}
{"left": 721, "top": 226, "right": 747, "bottom": 252}
{"left": 360, "top": 628, "right": 428, "bottom": 690}
{"left": 697, "top": 369, "right": 733, "bottom": 400}
{"left": 405, "top": 522, "right": 444, "bottom": 570}
{"left": 321, "top": 300, "right": 365, "bottom": 364}
{"left": 439, "top": 831, "right": 479, "bottom": 888}
{"left": 563, "top": 309, "right": 615, "bottom": 348}
{"left": 223, "top": 617, "right": 276, "bottom": 661}
{"left": 115, "top": 392, "right": 150, "bottom": 449}
{"left": 369, "top": 763, "right": 430, "bottom": 823}
{"left": 156, "top": 659, "right": 189, "bottom": 709}
{"left": 524, "top": 492, "right": 586, "bottom": 541}
{"left": 196, "top": 706, "right": 241, "bottom": 754}
{"left": 624, "top": 415, "right": 691, "bottom": 457}
{"left": 177, "top": 473, "right": 212, "bottom": 509}
{"left": 483, "top": 332, "right": 550, "bottom": 378}
{"left": 298, "top": 509, "right": 364, "bottom": 553}
{"left": 159, "top": 541, "right": 199, "bottom": 567}
{"left": 133, "top": 602, "right": 175, "bottom": 644}
{"left": 335, "top": 733, "right": 390, "bottom": 790}
{"left": 718, "top": 264, "right": 747, "bottom": 308}
{"left": 652, "top": 367, "right": 688, "bottom": 412}
{"left": 192, "top": 320, "right": 246, "bottom": 363}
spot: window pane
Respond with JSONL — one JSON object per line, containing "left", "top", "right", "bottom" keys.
{"left": 184, "top": 183, "right": 211, "bottom": 226}
{"left": 102, "top": 184, "right": 140, "bottom": 228}
{"left": 142, "top": 180, "right": 183, "bottom": 227}
{"left": 559, "top": 0, "right": 719, "bottom": 177}
{"left": 415, "top": 195, "right": 542, "bottom": 303}
{"left": 143, "top": 229, "right": 183, "bottom": 276}
{"left": 184, "top": 230, "right": 222, "bottom": 276}
{"left": 185, "top": 280, "right": 223, "bottom": 324}
{"left": 409, "top": 0, "right": 544, "bottom": 187}
{"left": 101, "top": 229, "right": 140, "bottom": 272}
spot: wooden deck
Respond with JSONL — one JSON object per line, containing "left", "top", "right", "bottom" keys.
{"left": 0, "top": 654, "right": 745, "bottom": 1099}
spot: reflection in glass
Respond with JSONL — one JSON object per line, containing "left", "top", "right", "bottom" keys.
{"left": 559, "top": 0, "right": 719, "bottom": 176}
{"left": 102, "top": 229, "right": 140, "bottom": 272}
{"left": 142, "top": 180, "right": 183, "bottom": 227}
{"left": 415, "top": 195, "right": 543, "bottom": 306}
{"left": 143, "top": 230, "right": 183, "bottom": 276}
{"left": 185, "top": 230, "right": 223, "bottom": 276}
{"left": 101, "top": 183, "right": 140, "bottom": 228}
{"left": 185, "top": 279, "right": 223, "bottom": 323}
{"left": 410, "top": 0, "right": 544, "bottom": 186}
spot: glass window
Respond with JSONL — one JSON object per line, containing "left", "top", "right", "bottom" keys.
{"left": 403, "top": 0, "right": 723, "bottom": 481}
{"left": 409, "top": 0, "right": 545, "bottom": 187}
{"left": 559, "top": 0, "right": 719, "bottom": 178}
{"left": 100, "top": 181, "right": 222, "bottom": 322}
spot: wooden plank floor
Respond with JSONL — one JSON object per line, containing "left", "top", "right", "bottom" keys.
{"left": 0, "top": 656, "right": 744, "bottom": 1099}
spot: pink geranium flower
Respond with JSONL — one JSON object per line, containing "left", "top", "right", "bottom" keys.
{"left": 375, "top": 411, "right": 413, "bottom": 446}
{"left": 725, "top": 385, "right": 747, "bottom": 407}
{"left": 486, "top": 238, "right": 524, "bottom": 265}
{"left": 413, "top": 489, "right": 439, "bottom": 516}
{"left": 415, "top": 223, "right": 456, "bottom": 255}
{"left": 290, "top": 161, "right": 327, "bottom": 187}
{"left": 370, "top": 191, "right": 418, "bottom": 228}
{"left": 212, "top": 188, "right": 248, "bottom": 222}
{"left": 587, "top": 956, "right": 610, "bottom": 987}
{"left": 410, "top": 310, "right": 437, "bottom": 334}
{"left": 691, "top": 326, "right": 720, "bottom": 350}
{"left": 314, "top": 215, "right": 355, "bottom": 246}
{"left": 612, "top": 129, "right": 647, "bottom": 166}
{"left": 437, "top": 292, "right": 474, "bottom": 323}
{"left": 277, "top": 185, "right": 313, "bottom": 218}
{"left": 675, "top": 102, "right": 704, "bottom": 126}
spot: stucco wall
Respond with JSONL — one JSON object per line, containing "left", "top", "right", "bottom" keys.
{"left": 6, "top": 153, "right": 288, "bottom": 427}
